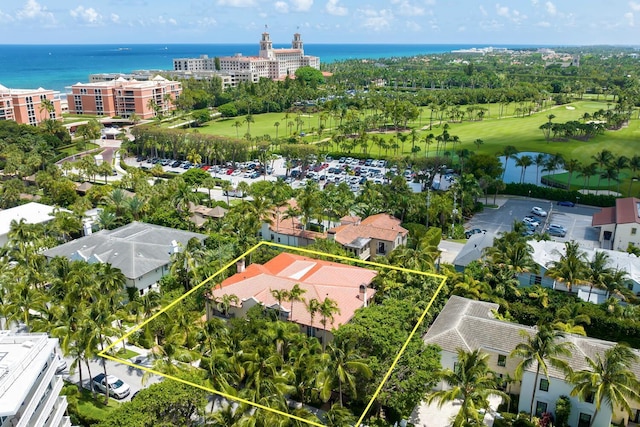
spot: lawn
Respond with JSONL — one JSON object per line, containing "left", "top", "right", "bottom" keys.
{"left": 59, "top": 142, "right": 100, "bottom": 156}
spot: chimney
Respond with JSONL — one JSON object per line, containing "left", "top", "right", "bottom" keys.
{"left": 170, "top": 240, "right": 180, "bottom": 254}
{"left": 359, "top": 284, "right": 368, "bottom": 307}
{"left": 236, "top": 258, "right": 246, "bottom": 273}
{"left": 83, "top": 221, "right": 93, "bottom": 236}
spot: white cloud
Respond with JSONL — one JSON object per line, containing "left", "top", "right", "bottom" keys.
{"left": 217, "top": 0, "right": 257, "bottom": 7}
{"left": 275, "top": 1, "right": 289, "bottom": 13}
{"left": 154, "top": 16, "right": 178, "bottom": 25}
{"left": 496, "top": 4, "right": 510, "bottom": 18}
{"left": 630, "top": 1, "right": 640, "bottom": 11}
{"left": 536, "top": 20, "right": 550, "bottom": 27}
{"left": 358, "top": 8, "right": 393, "bottom": 31}
{"left": 110, "top": 13, "right": 120, "bottom": 23}
{"left": 16, "top": 0, "right": 55, "bottom": 22}
{"left": 0, "top": 10, "right": 14, "bottom": 23}
{"left": 291, "top": 0, "right": 313, "bottom": 11}
{"left": 70, "top": 6, "right": 102, "bottom": 25}
{"left": 391, "top": 0, "right": 424, "bottom": 16}
{"left": 405, "top": 20, "right": 421, "bottom": 31}
{"left": 326, "top": 0, "right": 348, "bottom": 16}
{"left": 625, "top": 11, "right": 634, "bottom": 26}
{"left": 197, "top": 17, "right": 217, "bottom": 26}
{"left": 424, "top": 0, "right": 436, "bottom": 5}
{"left": 457, "top": 25, "right": 466, "bottom": 32}
{"left": 480, "top": 19, "right": 503, "bottom": 31}
{"left": 495, "top": 3, "right": 526, "bottom": 23}
{"left": 479, "top": 5, "right": 488, "bottom": 16}
{"left": 545, "top": 1, "right": 556, "bottom": 16}
{"left": 531, "top": 0, "right": 539, "bottom": 5}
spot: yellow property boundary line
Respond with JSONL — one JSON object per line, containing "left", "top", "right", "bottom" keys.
{"left": 99, "top": 241, "right": 447, "bottom": 427}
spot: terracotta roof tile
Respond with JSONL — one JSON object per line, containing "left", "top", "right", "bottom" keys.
{"left": 212, "top": 253, "right": 377, "bottom": 329}
{"left": 592, "top": 197, "right": 640, "bottom": 226}
{"left": 329, "top": 214, "right": 407, "bottom": 246}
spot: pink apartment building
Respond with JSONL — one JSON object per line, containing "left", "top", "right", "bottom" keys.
{"left": 0, "top": 84, "right": 62, "bottom": 126}
{"left": 69, "top": 76, "right": 182, "bottom": 119}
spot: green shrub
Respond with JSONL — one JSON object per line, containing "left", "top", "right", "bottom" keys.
{"left": 502, "top": 183, "right": 616, "bottom": 207}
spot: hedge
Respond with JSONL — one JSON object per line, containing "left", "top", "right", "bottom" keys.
{"left": 502, "top": 183, "right": 616, "bottom": 207}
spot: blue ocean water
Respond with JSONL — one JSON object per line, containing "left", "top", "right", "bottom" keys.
{"left": 0, "top": 43, "right": 541, "bottom": 93}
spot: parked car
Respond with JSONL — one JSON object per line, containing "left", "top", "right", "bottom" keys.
{"left": 464, "top": 228, "right": 486, "bottom": 239}
{"left": 92, "top": 374, "right": 131, "bottom": 399}
{"left": 171, "top": 160, "right": 182, "bottom": 168}
{"left": 522, "top": 216, "right": 541, "bottom": 227}
{"left": 557, "top": 200, "right": 575, "bottom": 207}
{"left": 531, "top": 206, "right": 547, "bottom": 217}
{"left": 547, "top": 224, "right": 567, "bottom": 237}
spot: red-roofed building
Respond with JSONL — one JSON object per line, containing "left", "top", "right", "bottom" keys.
{"left": 207, "top": 252, "right": 377, "bottom": 344}
{"left": 592, "top": 197, "right": 640, "bottom": 250}
{"left": 327, "top": 213, "right": 409, "bottom": 260}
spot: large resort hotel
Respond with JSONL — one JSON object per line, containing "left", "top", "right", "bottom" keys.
{"left": 173, "top": 32, "right": 320, "bottom": 83}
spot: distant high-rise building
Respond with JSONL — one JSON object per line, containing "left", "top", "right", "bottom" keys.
{"left": 0, "top": 332, "right": 72, "bottom": 427}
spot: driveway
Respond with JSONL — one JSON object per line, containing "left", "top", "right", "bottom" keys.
{"left": 466, "top": 197, "right": 600, "bottom": 248}
{"left": 409, "top": 395, "right": 503, "bottom": 427}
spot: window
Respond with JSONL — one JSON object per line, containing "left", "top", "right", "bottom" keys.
{"left": 632, "top": 228, "right": 637, "bottom": 236}
{"left": 585, "top": 392, "right": 594, "bottom": 404}
{"left": 535, "top": 401, "right": 547, "bottom": 417}
{"left": 539, "top": 378, "right": 549, "bottom": 392}
{"left": 578, "top": 413, "right": 591, "bottom": 427}
{"left": 497, "top": 354, "right": 507, "bottom": 367}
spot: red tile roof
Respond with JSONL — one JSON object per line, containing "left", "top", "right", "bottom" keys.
{"left": 212, "top": 253, "right": 377, "bottom": 330}
{"left": 592, "top": 197, "right": 640, "bottom": 226}
{"left": 329, "top": 213, "right": 407, "bottom": 245}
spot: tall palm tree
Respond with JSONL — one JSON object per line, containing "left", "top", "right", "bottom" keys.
{"left": 287, "top": 284, "right": 306, "bottom": 322}
{"left": 585, "top": 251, "right": 613, "bottom": 303}
{"left": 569, "top": 344, "right": 640, "bottom": 427}
{"left": 515, "top": 155, "right": 533, "bottom": 184}
{"left": 318, "top": 343, "right": 372, "bottom": 407}
{"left": 318, "top": 297, "right": 340, "bottom": 350}
{"left": 546, "top": 241, "right": 588, "bottom": 293}
{"left": 510, "top": 324, "right": 574, "bottom": 421}
{"left": 612, "top": 155, "right": 629, "bottom": 194}
{"left": 592, "top": 149, "right": 614, "bottom": 191}
{"left": 579, "top": 162, "right": 598, "bottom": 191}
{"left": 502, "top": 145, "right": 519, "bottom": 180}
{"left": 563, "top": 158, "right": 582, "bottom": 190}
{"left": 533, "top": 153, "right": 546, "bottom": 185}
{"left": 626, "top": 154, "right": 640, "bottom": 196}
{"left": 427, "top": 348, "right": 508, "bottom": 427}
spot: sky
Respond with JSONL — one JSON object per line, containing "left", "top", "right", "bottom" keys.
{"left": 1, "top": 0, "right": 639, "bottom": 45}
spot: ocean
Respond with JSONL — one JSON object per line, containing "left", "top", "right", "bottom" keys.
{"left": 0, "top": 43, "right": 541, "bottom": 93}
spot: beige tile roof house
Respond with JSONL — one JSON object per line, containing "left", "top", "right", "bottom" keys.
{"left": 327, "top": 213, "right": 408, "bottom": 260}
{"left": 422, "top": 296, "right": 640, "bottom": 426}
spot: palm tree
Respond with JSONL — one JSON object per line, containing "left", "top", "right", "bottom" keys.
{"left": 427, "top": 348, "right": 508, "bottom": 427}
{"left": 305, "top": 298, "right": 321, "bottom": 338}
{"left": 533, "top": 153, "right": 546, "bottom": 185}
{"left": 502, "top": 145, "right": 519, "bottom": 180}
{"left": 579, "top": 162, "right": 598, "bottom": 191}
{"left": 319, "top": 343, "right": 372, "bottom": 407}
{"left": 592, "top": 149, "right": 614, "bottom": 191}
{"left": 569, "top": 344, "right": 640, "bottom": 427}
{"left": 546, "top": 241, "right": 588, "bottom": 293}
{"left": 627, "top": 154, "right": 640, "bottom": 196}
{"left": 510, "top": 324, "right": 574, "bottom": 421}
{"left": 515, "top": 155, "right": 533, "bottom": 184}
{"left": 564, "top": 158, "right": 582, "bottom": 190}
{"left": 270, "top": 288, "right": 289, "bottom": 318}
{"left": 287, "top": 284, "right": 306, "bottom": 322}
{"left": 612, "top": 155, "right": 629, "bottom": 194}
{"left": 318, "top": 297, "right": 339, "bottom": 350}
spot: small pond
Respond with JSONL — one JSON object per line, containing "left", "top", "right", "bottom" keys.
{"left": 498, "top": 152, "right": 566, "bottom": 185}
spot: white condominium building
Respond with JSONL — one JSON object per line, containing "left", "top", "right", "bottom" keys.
{"left": 0, "top": 332, "right": 71, "bottom": 427}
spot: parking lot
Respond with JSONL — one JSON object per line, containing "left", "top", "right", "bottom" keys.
{"left": 466, "top": 198, "right": 601, "bottom": 248}
{"left": 124, "top": 155, "right": 457, "bottom": 194}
